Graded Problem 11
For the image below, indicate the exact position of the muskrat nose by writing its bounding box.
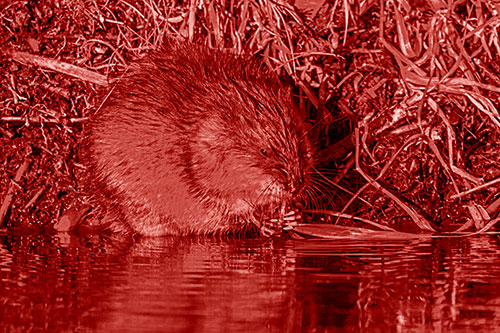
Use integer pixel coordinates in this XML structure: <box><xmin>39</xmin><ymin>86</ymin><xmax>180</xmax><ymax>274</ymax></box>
<box><xmin>285</xmin><ymin>177</ymin><xmax>303</xmax><ymax>196</ymax></box>
<box><xmin>285</xmin><ymin>182</ymin><xmax>297</xmax><ymax>195</ymax></box>
<box><xmin>286</xmin><ymin>172</ymin><xmax>305</xmax><ymax>195</ymax></box>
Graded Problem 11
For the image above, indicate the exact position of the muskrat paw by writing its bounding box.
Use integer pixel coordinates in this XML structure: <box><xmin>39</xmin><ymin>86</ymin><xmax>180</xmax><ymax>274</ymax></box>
<box><xmin>259</xmin><ymin>209</ymin><xmax>302</xmax><ymax>237</ymax></box>
<box><xmin>282</xmin><ymin>209</ymin><xmax>302</xmax><ymax>231</ymax></box>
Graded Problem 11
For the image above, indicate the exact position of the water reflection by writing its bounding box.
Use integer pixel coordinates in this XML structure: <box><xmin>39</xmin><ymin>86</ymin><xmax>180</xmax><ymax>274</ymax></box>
<box><xmin>1</xmin><ymin>232</ymin><xmax>500</xmax><ymax>332</ymax></box>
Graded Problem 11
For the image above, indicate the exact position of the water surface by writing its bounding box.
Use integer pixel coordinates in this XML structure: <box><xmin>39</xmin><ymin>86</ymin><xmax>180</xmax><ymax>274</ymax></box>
<box><xmin>1</xmin><ymin>231</ymin><xmax>500</xmax><ymax>332</ymax></box>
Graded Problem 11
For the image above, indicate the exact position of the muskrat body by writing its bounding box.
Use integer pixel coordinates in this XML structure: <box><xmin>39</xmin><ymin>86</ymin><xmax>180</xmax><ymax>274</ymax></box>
<box><xmin>84</xmin><ymin>42</ymin><xmax>313</xmax><ymax>236</ymax></box>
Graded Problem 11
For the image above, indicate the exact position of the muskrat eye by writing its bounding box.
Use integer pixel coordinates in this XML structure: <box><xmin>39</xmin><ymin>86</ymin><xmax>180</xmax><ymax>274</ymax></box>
<box><xmin>260</xmin><ymin>148</ymin><xmax>268</xmax><ymax>157</ymax></box>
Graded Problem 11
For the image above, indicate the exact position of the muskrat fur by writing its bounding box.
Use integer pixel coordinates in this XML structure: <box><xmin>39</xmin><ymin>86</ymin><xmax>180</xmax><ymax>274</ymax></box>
<box><xmin>83</xmin><ymin>41</ymin><xmax>314</xmax><ymax>236</ymax></box>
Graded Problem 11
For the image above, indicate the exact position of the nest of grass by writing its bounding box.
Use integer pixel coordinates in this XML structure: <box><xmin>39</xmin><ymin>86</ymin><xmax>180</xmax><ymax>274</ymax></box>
<box><xmin>1</xmin><ymin>0</ymin><xmax>500</xmax><ymax>234</ymax></box>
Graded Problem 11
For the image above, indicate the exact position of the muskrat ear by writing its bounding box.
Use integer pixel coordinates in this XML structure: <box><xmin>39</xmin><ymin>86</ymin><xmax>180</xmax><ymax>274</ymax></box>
<box><xmin>260</xmin><ymin>148</ymin><xmax>268</xmax><ymax>157</ymax></box>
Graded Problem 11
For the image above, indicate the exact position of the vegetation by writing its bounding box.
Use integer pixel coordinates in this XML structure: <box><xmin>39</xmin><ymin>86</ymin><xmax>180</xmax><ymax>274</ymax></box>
<box><xmin>1</xmin><ymin>0</ymin><xmax>500</xmax><ymax>234</ymax></box>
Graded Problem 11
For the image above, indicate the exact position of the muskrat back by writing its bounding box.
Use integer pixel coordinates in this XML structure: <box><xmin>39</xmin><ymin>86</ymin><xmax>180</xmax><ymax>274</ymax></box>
<box><xmin>84</xmin><ymin>41</ymin><xmax>314</xmax><ymax>236</ymax></box>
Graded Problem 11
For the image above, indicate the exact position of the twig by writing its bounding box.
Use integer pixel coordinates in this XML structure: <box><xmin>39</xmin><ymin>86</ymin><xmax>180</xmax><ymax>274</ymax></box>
<box><xmin>6</xmin><ymin>49</ymin><xmax>109</xmax><ymax>87</ymax></box>
<box><xmin>304</xmin><ymin>209</ymin><xmax>397</xmax><ymax>231</ymax></box>
<box><xmin>354</xmin><ymin>127</ymin><xmax>436</xmax><ymax>232</ymax></box>
<box><xmin>24</xmin><ymin>186</ymin><xmax>46</xmax><ymax>211</ymax></box>
<box><xmin>450</xmin><ymin>177</ymin><xmax>500</xmax><ymax>200</ymax></box>
<box><xmin>0</xmin><ymin>116</ymin><xmax>88</xmax><ymax>124</ymax></box>
<box><xmin>0</xmin><ymin>155</ymin><xmax>32</xmax><ymax>223</ymax></box>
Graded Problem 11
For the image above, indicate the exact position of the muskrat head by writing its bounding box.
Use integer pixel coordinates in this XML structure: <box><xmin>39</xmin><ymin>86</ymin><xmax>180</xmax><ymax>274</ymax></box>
<box><xmin>187</xmin><ymin>80</ymin><xmax>314</xmax><ymax>223</ymax></box>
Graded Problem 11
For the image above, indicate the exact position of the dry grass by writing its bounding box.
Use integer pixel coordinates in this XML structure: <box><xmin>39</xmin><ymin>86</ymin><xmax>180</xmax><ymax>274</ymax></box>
<box><xmin>1</xmin><ymin>0</ymin><xmax>500</xmax><ymax>234</ymax></box>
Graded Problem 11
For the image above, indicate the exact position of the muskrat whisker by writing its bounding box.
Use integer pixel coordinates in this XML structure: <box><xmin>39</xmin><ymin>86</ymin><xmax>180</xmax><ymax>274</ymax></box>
<box><xmin>312</xmin><ymin>169</ymin><xmax>340</xmax><ymax>175</ymax></box>
<box><xmin>305</xmin><ymin>184</ymin><xmax>330</xmax><ymax>211</ymax></box>
<box><xmin>310</xmin><ymin>175</ymin><xmax>339</xmax><ymax>209</ymax></box>
<box><xmin>309</xmin><ymin>177</ymin><xmax>334</xmax><ymax>194</ymax></box>
<box><xmin>301</xmin><ymin>187</ymin><xmax>316</xmax><ymax>210</ymax></box>
<box><xmin>312</xmin><ymin>166</ymin><xmax>365</xmax><ymax>201</ymax></box>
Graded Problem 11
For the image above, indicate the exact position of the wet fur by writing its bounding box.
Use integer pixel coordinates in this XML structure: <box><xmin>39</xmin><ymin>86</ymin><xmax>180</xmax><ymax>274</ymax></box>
<box><xmin>83</xmin><ymin>41</ymin><xmax>314</xmax><ymax>236</ymax></box>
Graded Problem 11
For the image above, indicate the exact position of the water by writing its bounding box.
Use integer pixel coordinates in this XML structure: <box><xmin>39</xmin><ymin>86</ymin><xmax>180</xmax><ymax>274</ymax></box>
<box><xmin>1</xmin><ymin>231</ymin><xmax>500</xmax><ymax>332</ymax></box>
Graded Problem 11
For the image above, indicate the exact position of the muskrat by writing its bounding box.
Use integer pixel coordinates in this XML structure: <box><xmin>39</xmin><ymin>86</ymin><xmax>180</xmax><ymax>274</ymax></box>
<box><xmin>83</xmin><ymin>41</ymin><xmax>314</xmax><ymax>237</ymax></box>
